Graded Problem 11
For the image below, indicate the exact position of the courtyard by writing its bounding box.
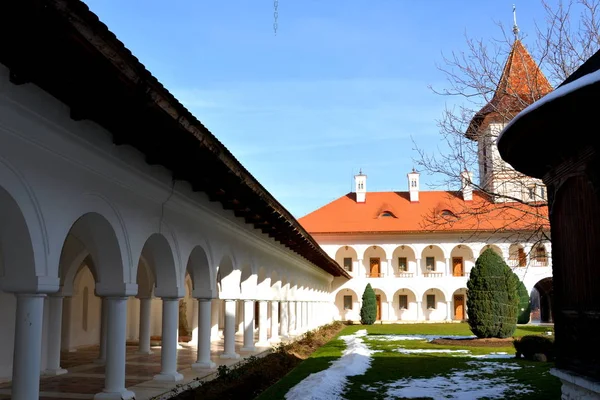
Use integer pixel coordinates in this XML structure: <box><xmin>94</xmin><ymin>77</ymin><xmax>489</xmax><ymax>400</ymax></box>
<box><xmin>259</xmin><ymin>323</ymin><xmax>560</xmax><ymax>400</ymax></box>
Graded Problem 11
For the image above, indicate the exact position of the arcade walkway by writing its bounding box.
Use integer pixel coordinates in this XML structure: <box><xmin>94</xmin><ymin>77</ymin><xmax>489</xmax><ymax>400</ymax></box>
<box><xmin>0</xmin><ymin>335</ymin><xmax>271</xmax><ymax>400</ymax></box>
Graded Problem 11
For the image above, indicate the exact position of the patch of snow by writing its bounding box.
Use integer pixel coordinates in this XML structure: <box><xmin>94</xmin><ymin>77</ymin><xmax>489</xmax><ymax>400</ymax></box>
<box><xmin>394</xmin><ymin>348</ymin><xmax>471</xmax><ymax>354</ymax></box>
<box><xmin>465</xmin><ymin>352</ymin><xmax>515</xmax><ymax>359</ymax></box>
<box><xmin>366</xmin><ymin>361</ymin><xmax>533</xmax><ymax>399</ymax></box>
<box><xmin>284</xmin><ymin>329</ymin><xmax>377</xmax><ymax>400</ymax></box>
<box><xmin>467</xmin><ymin>360</ymin><xmax>521</xmax><ymax>373</ymax></box>
<box><xmin>367</xmin><ymin>334</ymin><xmax>476</xmax><ymax>342</ymax></box>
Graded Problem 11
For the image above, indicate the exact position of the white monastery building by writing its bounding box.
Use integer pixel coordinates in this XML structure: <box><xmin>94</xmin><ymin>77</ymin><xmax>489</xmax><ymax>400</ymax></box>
<box><xmin>299</xmin><ymin>39</ymin><xmax>554</xmax><ymax>325</ymax></box>
<box><xmin>0</xmin><ymin>1</ymin><xmax>349</xmax><ymax>399</ymax></box>
<box><xmin>0</xmin><ymin>2</ymin><xmax>556</xmax><ymax>400</ymax></box>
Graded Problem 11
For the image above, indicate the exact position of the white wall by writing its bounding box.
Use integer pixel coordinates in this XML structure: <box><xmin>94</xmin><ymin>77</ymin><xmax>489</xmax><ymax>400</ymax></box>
<box><xmin>68</xmin><ymin>268</ymin><xmax>102</xmax><ymax>349</ymax></box>
<box><xmin>321</xmin><ymin>234</ymin><xmax>552</xmax><ymax>322</ymax></box>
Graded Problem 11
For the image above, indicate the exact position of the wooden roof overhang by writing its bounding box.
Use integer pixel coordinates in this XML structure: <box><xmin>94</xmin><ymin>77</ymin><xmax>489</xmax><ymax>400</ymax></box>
<box><xmin>498</xmin><ymin>77</ymin><xmax>600</xmax><ymax>179</ymax></box>
<box><xmin>0</xmin><ymin>0</ymin><xmax>349</xmax><ymax>279</ymax></box>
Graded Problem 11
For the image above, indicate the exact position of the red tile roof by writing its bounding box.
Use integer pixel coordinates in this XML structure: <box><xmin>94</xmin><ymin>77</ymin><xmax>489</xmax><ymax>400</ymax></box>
<box><xmin>467</xmin><ymin>40</ymin><xmax>553</xmax><ymax>138</ymax></box>
<box><xmin>299</xmin><ymin>191</ymin><xmax>548</xmax><ymax>234</ymax></box>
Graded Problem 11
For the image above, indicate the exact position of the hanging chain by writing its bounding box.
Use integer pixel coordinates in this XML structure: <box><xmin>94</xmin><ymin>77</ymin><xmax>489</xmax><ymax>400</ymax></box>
<box><xmin>273</xmin><ymin>0</ymin><xmax>278</xmax><ymax>35</ymax></box>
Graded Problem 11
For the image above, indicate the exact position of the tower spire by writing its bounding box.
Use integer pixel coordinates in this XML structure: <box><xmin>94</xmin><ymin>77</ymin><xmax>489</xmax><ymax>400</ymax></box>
<box><xmin>512</xmin><ymin>4</ymin><xmax>520</xmax><ymax>40</ymax></box>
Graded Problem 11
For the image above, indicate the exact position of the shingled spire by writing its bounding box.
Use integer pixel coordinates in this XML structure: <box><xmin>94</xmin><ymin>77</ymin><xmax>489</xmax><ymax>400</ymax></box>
<box><xmin>466</xmin><ymin>39</ymin><xmax>553</xmax><ymax>139</ymax></box>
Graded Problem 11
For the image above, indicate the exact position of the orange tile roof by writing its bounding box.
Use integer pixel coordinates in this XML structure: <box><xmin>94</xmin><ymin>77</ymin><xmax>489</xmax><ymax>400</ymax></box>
<box><xmin>467</xmin><ymin>40</ymin><xmax>553</xmax><ymax>138</ymax></box>
<box><xmin>299</xmin><ymin>191</ymin><xmax>548</xmax><ymax>234</ymax></box>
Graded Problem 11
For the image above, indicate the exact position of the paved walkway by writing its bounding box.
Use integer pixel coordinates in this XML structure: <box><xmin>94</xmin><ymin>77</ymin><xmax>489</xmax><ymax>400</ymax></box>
<box><xmin>0</xmin><ymin>335</ymin><xmax>274</xmax><ymax>400</ymax></box>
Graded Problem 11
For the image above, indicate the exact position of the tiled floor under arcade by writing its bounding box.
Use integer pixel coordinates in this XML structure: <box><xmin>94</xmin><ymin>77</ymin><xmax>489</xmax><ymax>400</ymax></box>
<box><xmin>0</xmin><ymin>335</ymin><xmax>271</xmax><ymax>400</ymax></box>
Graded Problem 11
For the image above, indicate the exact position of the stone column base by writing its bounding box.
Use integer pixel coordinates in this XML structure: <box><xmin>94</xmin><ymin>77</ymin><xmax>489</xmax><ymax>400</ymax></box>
<box><xmin>219</xmin><ymin>352</ymin><xmax>241</xmax><ymax>359</ymax></box>
<box><xmin>43</xmin><ymin>368</ymin><xmax>68</xmax><ymax>376</ymax></box>
<box><xmin>192</xmin><ymin>361</ymin><xmax>216</xmax><ymax>370</ymax></box>
<box><xmin>153</xmin><ymin>371</ymin><xmax>184</xmax><ymax>382</ymax></box>
<box><xmin>94</xmin><ymin>390</ymin><xmax>135</xmax><ymax>400</ymax></box>
<box><xmin>551</xmin><ymin>368</ymin><xmax>600</xmax><ymax>399</ymax></box>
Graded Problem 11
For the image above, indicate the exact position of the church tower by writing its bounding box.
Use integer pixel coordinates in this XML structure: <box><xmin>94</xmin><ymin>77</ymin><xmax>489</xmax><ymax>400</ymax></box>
<box><xmin>466</xmin><ymin>10</ymin><xmax>552</xmax><ymax>203</ymax></box>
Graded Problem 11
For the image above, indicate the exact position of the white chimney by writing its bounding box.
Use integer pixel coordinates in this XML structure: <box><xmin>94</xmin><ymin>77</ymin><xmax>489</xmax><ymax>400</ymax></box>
<box><xmin>355</xmin><ymin>170</ymin><xmax>367</xmax><ymax>203</ymax></box>
<box><xmin>461</xmin><ymin>170</ymin><xmax>474</xmax><ymax>201</ymax></box>
<box><xmin>408</xmin><ymin>169</ymin><xmax>419</xmax><ymax>202</ymax></box>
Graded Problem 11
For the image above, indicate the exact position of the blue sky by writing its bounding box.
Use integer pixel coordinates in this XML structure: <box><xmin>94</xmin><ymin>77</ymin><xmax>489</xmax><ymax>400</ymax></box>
<box><xmin>85</xmin><ymin>0</ymin><xmax>552</xmax><ymax>217</ymax></box>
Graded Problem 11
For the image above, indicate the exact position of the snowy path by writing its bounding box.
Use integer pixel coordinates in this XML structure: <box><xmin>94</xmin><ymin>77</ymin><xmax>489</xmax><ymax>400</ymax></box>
<box><xmin>284</xmin><ymin>330</ymin><xmax>376</xmax><ymax>400</ymax></box>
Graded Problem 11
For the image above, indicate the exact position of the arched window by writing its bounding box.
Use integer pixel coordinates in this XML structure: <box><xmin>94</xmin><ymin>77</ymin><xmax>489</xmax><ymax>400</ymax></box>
<box><xmin>379</xmin><ymin>210</ymin><xmax>396</xmax><ymax>218</ymax></box>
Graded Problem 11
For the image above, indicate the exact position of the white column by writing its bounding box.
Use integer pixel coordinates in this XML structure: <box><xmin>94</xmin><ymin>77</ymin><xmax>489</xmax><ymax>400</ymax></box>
<box><xmin>387</xmin><ymin>301</ymin><xmax>394</xmax><ymax>321</ymax></box>
<box><xmin>305</xmin><ymin>302</ymin><xmax>310</xmax><ymax>329</ymax></box>
<box><xmin>220</xmin><ymin>299</ymin><xmax>240</xmax><ymax>359</ymax></box>
<box><xmin>446</xmin><ymin>300</ymin><xmax>452</xmax><ymax>321</ymax></box>
<box><xmin>192</xmin><ymin>299</ymin><xmax>216</xmax><ymax>370</ymax></box>
<box><xmin>270</xmin><ymin>301</ymin><xmax>280</xmax><ymax>342</ymax></box>
<box><xmin>210</xmin><ymin>299</ymin><xmax>219</xmax><ymax>341</ymax></box>
<box><xmin>241</xmin><ymin>300</ymin><xmax>256</xmax><ymax>351</ymax></box>
<box><xmin>279</xmin><ymin>301</ymin><xmax>289</xmax><ymax>338</ymax></box>
<box><xmin>191</xmin><ymin>299</ymin><xmax>199</xmax><ymax>344</ymax></box>
<box><xmin>296</xmin><ymin>301</ymin><xmax>302</xmax><ymax>332</ymax></box>
<box><xmin>137</xmin><ymin>297</ymin><xmax>153</xmax><ymax>355</ymax></box>
<box><xmin>154</xmin><ymin>298</ymin><xmax>183</xmax><ymax>381</ymax></box>
<box><xmin>415</xmin><ymin>258</ymin><xmax>421</xmax><ymax>277</ymax></box>
<box><xmin>236</xmin><ymin>300</ymin><xmax>244</xmax><ymax>335</ymax></box>
<box><xmin>44</xmin><ymin>295</ymin><xmax>67</xmax><ymax>375</ymax></box>
<box><xmin>95</xmin><ymin>296</ymin><xmax>135</xmax><ymax>400</ymax></box>
<box><xmin>445</xmin><ymin>257</ymin><xmax>451</xmax><ymax>276</ymax></box>
<box><xmin>256</xmin><ymin>300</ymin><xmax>269</xmax><ymax>346</ymax></box>
<box><xmin>12</xmin><ymin>294</ymin><xmax>45</xmax><ymax>400</ymax></box>
<box><xmin>357</xmin><ymin>258</ymin><xmax>363</xmax><ymax>277</ymax></box>
<box><xmin>303</xmin><ymin>302</ymin><xmax>309</xmax><ymax>329</ymax></box>
<box><xmin>387</xmin><ymin>258</ymin><xmax>393</xmax><ymax>278</ymax></box>
<box><xmin>288</xmin><ymin>301</ymin><xmax>296</xmax><ymax>334</ymax></box>
<box><xmin>416</xmin><ymin>301</ymin><xmax>422</xmax><ymax>321</ymax></box>
<box><xmin>61</xmin><ymin>296</ymin><xmax>74</xmax><ymax>352</ymax></box>
<box><xmin>95</xmin><ymin>297</ymin><xmax>108</xmax><ymax>364</ymax></box>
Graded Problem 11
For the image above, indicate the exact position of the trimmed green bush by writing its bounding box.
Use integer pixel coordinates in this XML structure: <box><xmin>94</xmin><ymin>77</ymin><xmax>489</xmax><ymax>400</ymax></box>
<box><xmin>360</xmin><ymin>283</ymin><xmax>377</xmax><ymax>325</ymax></box>
<box><xmin>516</xmin><ymin>278</ymin><xmax>531</xmax><ymax>324</ymax></box>
<box><xmin>467</xmin><ymin>248</ymin><xmax>519</xmax><ymax>338</ymax></box>
<box><xmin>514</xmin><ymin>335</ymin><xmax>554</xmax><ymax>360</ymax></box>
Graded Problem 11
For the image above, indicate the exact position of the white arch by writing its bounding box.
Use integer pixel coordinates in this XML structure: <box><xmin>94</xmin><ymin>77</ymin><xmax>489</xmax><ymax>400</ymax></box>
<box><xmin>54</xmin><ymin>192</ymin><xmax>135</xmax><ymax>295</ymax></box>
<box><xmin>186</xmin><ymin>244</ymin><xmax>216</xmax><ymax>298</ymax></box>
<box><xmin>0</xmin><ymin>158</ymin><xmax>52</xmax><ymax>291</ymax></box>
<box><xmin>139</xmin><ymin>233</ymin><xmax>181</xmax><ymax>298</ymax></box>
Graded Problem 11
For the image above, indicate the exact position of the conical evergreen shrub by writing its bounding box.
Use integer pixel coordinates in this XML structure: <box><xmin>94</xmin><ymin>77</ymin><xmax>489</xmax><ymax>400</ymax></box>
<box><xmin>467</xmin><ymin>248</ymin><xmax>519</xmax><ymax>338</ymax></box>
<box><xmin>516</xmin><ymin>279</ymin><xmax>531</xmax><ymax>324</ymax></box>
<box><xmin>360</xmin><ymin>283</ymin><xmax>377</xmax><ymax>325</ymax></box>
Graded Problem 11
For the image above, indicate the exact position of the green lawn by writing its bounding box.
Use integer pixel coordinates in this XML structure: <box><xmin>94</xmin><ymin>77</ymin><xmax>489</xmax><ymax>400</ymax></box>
<box><xmin>256</xmin><ymin>323</ymin><xmax>560</xmax><ymax>400</ymax></box>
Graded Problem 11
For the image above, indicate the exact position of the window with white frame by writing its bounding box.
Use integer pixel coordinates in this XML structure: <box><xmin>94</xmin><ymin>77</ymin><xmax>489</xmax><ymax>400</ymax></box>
<box><xmin>343</xmin><ymin>295</ymin><xmax>353</xmax><ymax>310</ymax></box>
<box><xmin>399</xmin><ymin>295</ymin><xmax>408</xmax><ymax>310</ymax></box>
<box><xmin>426</xmin><ymin>256</ymin><xmax>435</xmax><ymax>271</ymax></box>
<box><xmin>398</xmin><ymin>257</ymin><xmax>407</xmax><ymax>272</ymax></box>
<box><xmin>426</xmin><ymin>294</ymin><xmax>436</xmax><ymax>309</ymax></box>
<box><xmin>343</xmin><ymin>257</ymin><xmax>353</xmax><ymax>272</ymax></box>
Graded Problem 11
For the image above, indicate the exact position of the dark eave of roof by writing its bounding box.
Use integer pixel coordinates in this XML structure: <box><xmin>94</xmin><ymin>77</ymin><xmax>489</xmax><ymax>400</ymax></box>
<box><xmin>0</xmin><ymin>0</ymin><xmax>349</xmax><ymax>279</ymax></box>
<box><xmin>498</xmin><ymin>50</ymin><xmax>600</xmax><ymax>179</ymax></box>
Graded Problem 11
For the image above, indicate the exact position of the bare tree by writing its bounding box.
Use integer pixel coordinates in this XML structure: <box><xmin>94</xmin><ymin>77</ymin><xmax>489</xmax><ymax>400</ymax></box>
<box><xmin>413</xmin><ymin>0</ymin><xmax>600</xmax><ymax>249</ymax></box>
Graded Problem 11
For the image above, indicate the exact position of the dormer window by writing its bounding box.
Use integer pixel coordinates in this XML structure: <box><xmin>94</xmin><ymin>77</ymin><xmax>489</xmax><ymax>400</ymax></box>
<box><xmin>379</xmin><ymin>210</ymin><xmax>396</xmax><ymax>218</ymax></box>
<box><xmin>440</xmin><ymin>210</ymin><xmax>458</xmax><ymax>220</ymax></box>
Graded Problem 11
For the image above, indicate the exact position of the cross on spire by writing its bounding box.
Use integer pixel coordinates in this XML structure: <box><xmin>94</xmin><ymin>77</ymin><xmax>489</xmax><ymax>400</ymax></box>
<box><xmin>513</xmin><ymin>4</ymin><xmax>520</xmax><ymax>40</ymax></box>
